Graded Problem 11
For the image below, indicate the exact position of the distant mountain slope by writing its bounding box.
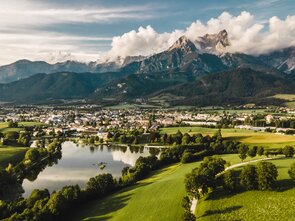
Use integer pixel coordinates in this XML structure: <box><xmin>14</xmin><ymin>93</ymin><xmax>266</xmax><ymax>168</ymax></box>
<box><xmin>0</xmin><ymin>67</ymin><xmax>294</xmax><ymax>106</ymax></box>
<box><xmin>0</xmin><ymin>60</ymin><xmax>120</xmax><ymax>83</ymax></box>
<box><xmin>259</xmin><ymin>47</ymin><xmax>295</xmax><ymax>74</ymax></box>
<box><xmin>158</xmin><ymin>68</ymin><xmax>295</xmax><ymax>106</ymax></box>
<box><xmin>0</xmin><ymin>72</ymin><xmax>122</xmax><ymax>103</ymax></box>
<box><xmin>91</xmin><ymin>71</ymin><xmax>197</xmax><ymax>101</ymax></box>
<box><xmin>91</xmin><ymin>68</ymin><xmax>295</xmax><ymax>106</ymax></box>
<box><xmin>220</xmin><ymin>53</ymin><xmax>278</xmax><ymax>73</ymax></box>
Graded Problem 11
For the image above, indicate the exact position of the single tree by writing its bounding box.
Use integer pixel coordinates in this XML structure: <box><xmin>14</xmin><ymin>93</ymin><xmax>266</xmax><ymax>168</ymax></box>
<box><xmin>256</xmin><ymin>161</ymin><xmax>278</xmax><ymax>190</ymax></box>
<box><xmin>282</xmin><ymin>145</ymin><xmax>294</xmax><ymax>157</ymax></box>
<box><xmin>247</xmin><ymin>146</ymin><xmax>257</xmax><ymax>158</ymax></box>
<box><xmin>222</xmin><ymin>170</ymin><xmax>237</xmax><ymax>192</ymax></box>
<box><xmin>240</xmin><ymin>165</ymin><xmax>257</xmax><ymax>190</ymax></box>
<box><xmin>238</xmin><ymin>145</ymin><xmax>249</xmax><ymax>161</ymax></box>
<box><xmin>257</xmin><ymin>146</ymin><xmax>265</xmax><ymax>156</ymax></box>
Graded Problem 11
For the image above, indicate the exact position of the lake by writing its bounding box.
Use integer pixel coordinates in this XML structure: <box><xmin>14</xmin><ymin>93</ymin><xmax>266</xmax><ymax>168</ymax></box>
<box><xmin>22</xmin><ymin>141</ymin><xmax>159</xmax><ymax>197</ymax></box>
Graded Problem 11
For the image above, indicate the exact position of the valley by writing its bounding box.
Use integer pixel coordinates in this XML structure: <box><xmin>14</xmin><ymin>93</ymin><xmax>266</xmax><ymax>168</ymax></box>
<box><xmin>1</xmin><ymin>2</ymin><xmax>295</xmax><ymax>220</ymax></box>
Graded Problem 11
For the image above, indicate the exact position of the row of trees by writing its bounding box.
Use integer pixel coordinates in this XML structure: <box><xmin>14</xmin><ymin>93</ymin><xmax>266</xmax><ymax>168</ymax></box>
<box><xmin>1</xmin><ymin>131</ymin><xmax>31</xmax><ymax>147</ymax></box>
<box><xmin>0</xmin><ymin>173</ymin><xmax>116</xmax><ymax>220</ymax></box>
<box><xmin>238</xmin><ymin>145</ymin><xmax>294</xmax><ymax>161</ymax></box>
<box><xmin>223</xmin><ymin>162</ymin><xmax>278</xmax><ymax>192</ymax></box>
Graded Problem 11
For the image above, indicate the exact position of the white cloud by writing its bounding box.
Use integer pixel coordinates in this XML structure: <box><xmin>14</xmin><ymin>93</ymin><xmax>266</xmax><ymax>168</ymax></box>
<box><xmin>108</xmin><ymin>25</ymin><xmax>183</xmax><ymax>59</ymax></box>
<box><xmin>0</xmin><ymin>0</ymin><xmax>155</xmax><ymax>64</ymax></box>
<box><xmin>107</xmin><ymin>11</ymin><xmax>295</xmax><ymax>59</ymax></box>
<box><xmin>0</xmin><ymin>1</ymin><xmax>155</xmax><ymax>28</ymax></box>
<box><xmin>0</xmin><ymin>31</ymin><xmax>111</xmax><ymax>65</ymax></box>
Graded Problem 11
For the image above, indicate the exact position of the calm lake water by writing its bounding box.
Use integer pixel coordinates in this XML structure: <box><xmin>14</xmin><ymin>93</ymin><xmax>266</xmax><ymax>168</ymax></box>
<box><xmin>22</xmin><ymin>141</ymin><xmax>157</xmax><ymax>197</ymax></box>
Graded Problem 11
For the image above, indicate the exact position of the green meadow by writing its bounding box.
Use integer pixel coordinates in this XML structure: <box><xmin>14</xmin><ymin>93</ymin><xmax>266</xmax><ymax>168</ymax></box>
<box><xmin>270</xmin><ymin>94</ymin><xmax>295</xmax><ymax>101</ymax></box>
<box><xmin>160</xmin><ymin>126</ymin><xmax>295</xmax><ymax>148</ymax></box>
<box><xmin>0</xmin><ymin>121</ymin><xmax>42</xmax><ymax>168</ymax></box>
<box><xmin>68</xmin><ymin>154</ymin><xmax>295</xmax><ymax>221</ymax></box>
<box><xmin>0</xmin><ymin>147</ymin><xmax>27</xmax><ymax>169</ymax></box>
<box><xmin>0</xmin><ymin>121</ymin><xmax>44</xmax><ymax>134</ymax></box>
<box><xmin>68</xmin><ymin>162</ymin><xmax>201</xmax><ymax>221</ymax></box>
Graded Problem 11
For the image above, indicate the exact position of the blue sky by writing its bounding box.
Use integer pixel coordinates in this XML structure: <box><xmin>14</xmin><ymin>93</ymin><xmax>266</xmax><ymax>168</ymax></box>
<box><xmin>34</xmin><ymin>0</ymin><xmax>295</xmax><ymax>36</ymax></box>
<box><xmin>0</xmin><ymin>0</ymin><xmax>294</xmax><ymax>64</ymax></box>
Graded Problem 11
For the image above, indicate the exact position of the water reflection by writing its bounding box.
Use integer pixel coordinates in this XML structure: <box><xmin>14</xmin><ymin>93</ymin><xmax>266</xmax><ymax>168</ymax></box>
<box><xmin>22</xmin><ymin>141</ymin><xmax>154</xmax><ymax>197</ymax></box>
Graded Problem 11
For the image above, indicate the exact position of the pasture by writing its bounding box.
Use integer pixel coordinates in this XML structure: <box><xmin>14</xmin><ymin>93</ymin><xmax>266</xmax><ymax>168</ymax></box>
<box><xmin>0</xmin><ymin>121</ymin><xmax>44</xmax><ymax>134</ymax></box>
<box><xmin>160</xmin><ymin>126</ymin><xmax>295</xmax><ymax>148</ymax></box>
<box><xmin>271</xmin><ymin>94</ymin><xmax>295</xmax><ymax>101</ymax></box>
<box><xmin>0</xmin><ymin>147</ymin><xmax>27</xmax><ymax>169</ymax></box>
<box><xmin>68</xmin><ymin>162</ymin><xmax>201</xmax><ymax>221</ymax></box>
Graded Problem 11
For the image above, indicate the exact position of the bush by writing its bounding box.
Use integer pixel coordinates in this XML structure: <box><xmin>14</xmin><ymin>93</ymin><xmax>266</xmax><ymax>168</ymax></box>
<box><xmin>181</xmin><ymin>151</ymin><xmax>194</xmax><ymax>163</ymax></box>
<box><xmin>86</xmin><ymin>173</ymin><xmax>115</xmax><ymax>198</ymax></box>
<box><xmin>182</xmin><ymin>210</ymin><xmax>196</xmax><ymax>221</ymax></box>
<box><xmin>282</xmin><ymin>146</ymin><xmax>294</xmax><ymax>157</ymax></box>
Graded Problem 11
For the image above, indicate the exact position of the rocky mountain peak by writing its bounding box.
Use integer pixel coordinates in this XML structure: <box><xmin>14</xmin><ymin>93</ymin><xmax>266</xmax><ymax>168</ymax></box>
<box><xmin>195</xmin><ymin>29</ymin><xmax>230</xmax><ymax>55</ymax></box>
<box><xmin>168</xmin><ymin>35</ymin><xmax>197</xmax><ymax>52</ymax></box>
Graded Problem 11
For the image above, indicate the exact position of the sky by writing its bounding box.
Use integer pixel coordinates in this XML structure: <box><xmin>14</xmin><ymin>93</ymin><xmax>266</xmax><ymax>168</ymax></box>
<box><xmin>0</xmin><ymin>0</ymin><xmax>295</xmax><ymax>65</ymax></box>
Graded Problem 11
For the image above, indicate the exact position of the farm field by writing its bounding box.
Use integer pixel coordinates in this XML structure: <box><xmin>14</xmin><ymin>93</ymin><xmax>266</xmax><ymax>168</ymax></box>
<box><xmin>68</xmin><ymin>161</ymin><xmax>201</xmax><ymax>221</ymax></box>
<box><xmin>211</xmin><ymin>109</ymin><xmax>268</xmax><ymax>114</ymax></box>
<box><xmin>0</xmin><ymin>147</ymin><xmax>27</xmax><ymax>169</ymax></box>
<box><xmin>107</xmin><ymin>103</ymin><xmax>160</xmax><ymax>110</ymax></box>
<box><xmin>0</xmin><ymin>121</ymin><xmax>42</xmax><ymax>168</ymax></box>
<box><xmin>0</xmin><ymin>121</ymin><xmax>44</xmax><ymax>133</ymax></box>
<box><xmin>285</xmin><ymin>101</ymin><xmax>295</xmax><ymax>108</ymax></box>
<box><xmin>18</xmin><ymin>122</ymin><xmax>45</xmax><ymax>127</ymax></box>
<box><xmin>160</xmin><ymin>126</ymin><xmax>295</xmax><ymax>148</ymax></box>
<box><xmin>0</xmin><ymin>122</ymin><xmax>8</xmax><ymax>129</ymax></box>
<box><xmin>195</xmin><ymin>157</ymin><xmax>295</xmax><ymax>221</ymax></box>
<box><xmin>270</xmin><ymin>94</ymin><xmax>295</xmax><ymax>101</ymax></box>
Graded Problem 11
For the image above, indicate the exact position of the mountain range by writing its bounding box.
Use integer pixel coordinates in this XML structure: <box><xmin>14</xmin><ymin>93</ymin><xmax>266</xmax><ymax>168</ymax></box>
<box><xmin>0</xmin><ymin>30</ymin><xmax>295</xmax><ymax>106</ymax></box>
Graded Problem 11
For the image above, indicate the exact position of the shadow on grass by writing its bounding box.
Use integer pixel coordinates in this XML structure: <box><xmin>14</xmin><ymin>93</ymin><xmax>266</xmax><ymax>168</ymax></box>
<box><xmin>224</xmin><ymin>136</ymin><xmax>251</xmax><ymax>141</ymax></box>
<box><xmin>275</xmin><ymin>179</ymin><xmax>295</xmax><ymax>192</ymax></box>
<box><xmin>67</xmin><ymin>193</ymin><xmax>133</xmax><ymax>221</ymax></box>
<box><xmin>64</xmin><ymin>178</ymin><xmax>160</xmax><ymax>220</ymax></box>
<box><xmin>83</xmin><ymin>216</ymin><xmax>112</xmax><ymax>221</ymax></box>
<box><xmin>63</xmin><ymin>164</ymin><xmax>179</xmax><ymax>221</ymax></box>
<box><xmin>205</xmin><ymin>188</ymin><xmax>244</xmax><ymax>201</ymax></box>
<box><xmin>199</xmin><ymin>205</ymin><xmax>242</xmax><ymax>218</ymax></box>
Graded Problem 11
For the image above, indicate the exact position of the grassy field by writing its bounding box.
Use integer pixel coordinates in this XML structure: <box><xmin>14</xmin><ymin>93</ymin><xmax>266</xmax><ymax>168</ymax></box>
<box><xmin>18</xmin><ymin>122</ymin><xmax>45</xmax><ymax>127</ymax></box>
<box><xmin>195</xmin><ymin>157</ymin><xmax>295</xmax><ymax>221</ymax></box>
<box><xmin>107</xmin><ymin>103</ymin><xmax>160</xmax><ymax>110</ymax></box>
<box><xmin>0</xmin><ymin>122</ymin><xmax>8</xmax><ymax>130</ymax></box>
<box><xmin>0</xmin><ymin>147</ymin><xmax>27</xmax><ymax>169</ymax></box>
<box><xmin>271</xmin><ymin>94</ymin><xmax>295</xmax><ymax>101</ymax></box>
<box><xmin>0</xmin><ymin>121</ymin><xmax>42</xmax><ymax>168</ymax></box>
<box><xmin>211</xmin><ymin>109</ymin><xmax>268</xmax><ymax>114</ymax></box>
<box><xmin>0</xmin><ymin>121</ymin><xmax>44</xmax><ymax>134</ymax></box>
<box><xmin>269</xmin><ymin>94</ymin><xmax>295</xmax><ymax>108</ymax></box>
<box><xmin>160</xmin><ymin>126</ymin><xmax>295</xmax><ymax>148</ymax></box>
<box><xmin>285</xmin><ymin>101</ymin><xmax>295</xmax><ymax>108</ymax></box>
<box><xmin>67</xmin><ymin>162</ymin><xmax>201</xmax><ymax>221</ymax></box>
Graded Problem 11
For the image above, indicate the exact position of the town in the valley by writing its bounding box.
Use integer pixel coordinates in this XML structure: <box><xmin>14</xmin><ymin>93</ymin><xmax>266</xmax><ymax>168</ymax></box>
<box><xmin>2</xmin><ymin>105</ymin><xmax>295</xmax><ymax>140</ymax></box>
